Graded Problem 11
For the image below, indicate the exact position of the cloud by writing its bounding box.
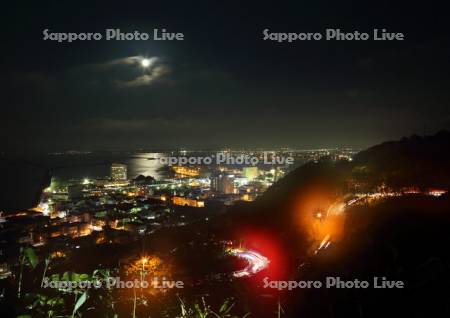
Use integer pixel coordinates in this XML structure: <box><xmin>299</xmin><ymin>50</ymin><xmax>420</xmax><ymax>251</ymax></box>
<box><xmin>83</xmin><ymin>55</ymin><xmax>170</xmax><ymax>88</ymax></box>
<box><xmin>95</xmin><ymin>56</ymin><xmax>158</xmax><ymax>69</ymax></box>
<box><xmin>113</xmin><ymin>65</ymin><xmax>170</xmax><ymax>88</ymax></box>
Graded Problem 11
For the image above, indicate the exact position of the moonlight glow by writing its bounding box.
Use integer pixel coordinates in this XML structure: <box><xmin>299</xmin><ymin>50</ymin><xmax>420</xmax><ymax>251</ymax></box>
<box><xmin>141</xmin><ymin>58</ymin><xmax>151</xmax><ymax>68</ymax></box>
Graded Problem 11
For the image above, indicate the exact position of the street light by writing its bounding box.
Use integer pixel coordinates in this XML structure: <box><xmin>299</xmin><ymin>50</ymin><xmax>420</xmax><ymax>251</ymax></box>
<box><xmin>314</xmin><ymin>209</ymin><xmax>325</xmax><ymax>221</ymax></box>
<box><xmin>140</xmin><ymin>257</ymin><xmax>148</xmax><ymax>291</ymax></box>
<box><xmin>141</xmin><ymin>257</ymin><xmax>148</xmax><ymax>271</ymax></box>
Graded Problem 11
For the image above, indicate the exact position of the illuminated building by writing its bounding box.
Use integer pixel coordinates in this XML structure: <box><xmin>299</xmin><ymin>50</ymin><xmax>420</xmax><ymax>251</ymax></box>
<box><xmin>103</xmin><ymin>180</ymin><xmax>130</xmax><ymax>188</ymax></box>
<box><xmin>94</xmin><ymin>178</ymin><xmax>111</xmax><ymax>186</ymax></box>
<box><xmin>172</xmin><ymin>166</ymin><xmax>200</xmax><ymax>177</ymax></box>
<box><xmin>172</xmin><ymin>196</ymin><xmax>205</xmax><ymax>207</ymax></box>
<box><xmin>50</xmin><ymin>223</ymin><xmax>92</xmax><ymax>238</ymax></box>
<box><xmin>109</xmin><ymin>219</ymin><xmax>125</xmax><ymax>230</ymax></box>
<box><xmin>243</xmin><ymin>167</ymin><xmax>258</xmax><ymax>180</ymax></box>
<box><xmin>90</xmin><ymin>218</ymin><xmax>106</xmax><ymax>231</ymax></box>
<box><xmin>124</xmin><ymin>223</ymin><xmax>147</xmax><ymax>234</ymax></box>
<box><xmin>241</xmin><ymin>193</ymin><xmax>256</xmax><ymax>201</ymax></box>
<box><xmin>427</xmin><ymin>188</ymin><xmax>447</xmax><ymax>197</ymax></box>
<box><xmin>210</xmin><ymin>172</ymin><xmax>235</xmax><ymax>194</ymax></box>
<box><xmin>111</xmin><ymin>163</ymin><xmax>128</xmax><ymax>181</ymax></box>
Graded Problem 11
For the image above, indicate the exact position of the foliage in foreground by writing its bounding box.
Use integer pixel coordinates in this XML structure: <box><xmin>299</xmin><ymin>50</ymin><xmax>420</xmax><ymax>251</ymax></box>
<box><xmin>177</xmin><ymin>296</ymin><xmax>251</xmax><ymax>318</ymax></box>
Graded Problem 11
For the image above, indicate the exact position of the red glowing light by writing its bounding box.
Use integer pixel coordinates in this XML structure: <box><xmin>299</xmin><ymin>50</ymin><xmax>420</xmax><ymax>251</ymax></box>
<box><xmin>235</xmin><ymin>229</ymin><xmax>287</xmax><ymax>280</ymax></box>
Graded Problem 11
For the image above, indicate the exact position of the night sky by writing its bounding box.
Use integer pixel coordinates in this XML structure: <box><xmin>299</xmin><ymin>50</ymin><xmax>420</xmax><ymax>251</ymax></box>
<box><xmin>2</xmin><ymin>1</ymin><xmax>450</xmax><ymax>152</ymax></box>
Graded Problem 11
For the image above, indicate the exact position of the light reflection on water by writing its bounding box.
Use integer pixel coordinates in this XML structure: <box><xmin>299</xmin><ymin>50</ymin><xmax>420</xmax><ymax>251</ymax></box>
<box><xmin>48</xmin><ymin>152</ymin><xmax>167</xmax><ymax>181</ymax></box>
<box><xmin>1</xmin><ymin>152</ymin><xmax>168</xmax><ymax>211</ymax></box>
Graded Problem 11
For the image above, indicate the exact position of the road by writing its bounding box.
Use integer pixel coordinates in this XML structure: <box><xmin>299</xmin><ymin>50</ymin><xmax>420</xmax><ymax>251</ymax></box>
<box><xmin>227</xmin><ymin>248</ymin><xmax>270</xmax><ymax>278</ymax></box>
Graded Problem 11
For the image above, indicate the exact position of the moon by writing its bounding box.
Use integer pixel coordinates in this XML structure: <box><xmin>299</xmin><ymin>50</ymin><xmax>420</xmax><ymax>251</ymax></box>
<box><xmin>141</xmin><ymin>58</ymin><xmax>151</xmax><ymax>68</ymax></box>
